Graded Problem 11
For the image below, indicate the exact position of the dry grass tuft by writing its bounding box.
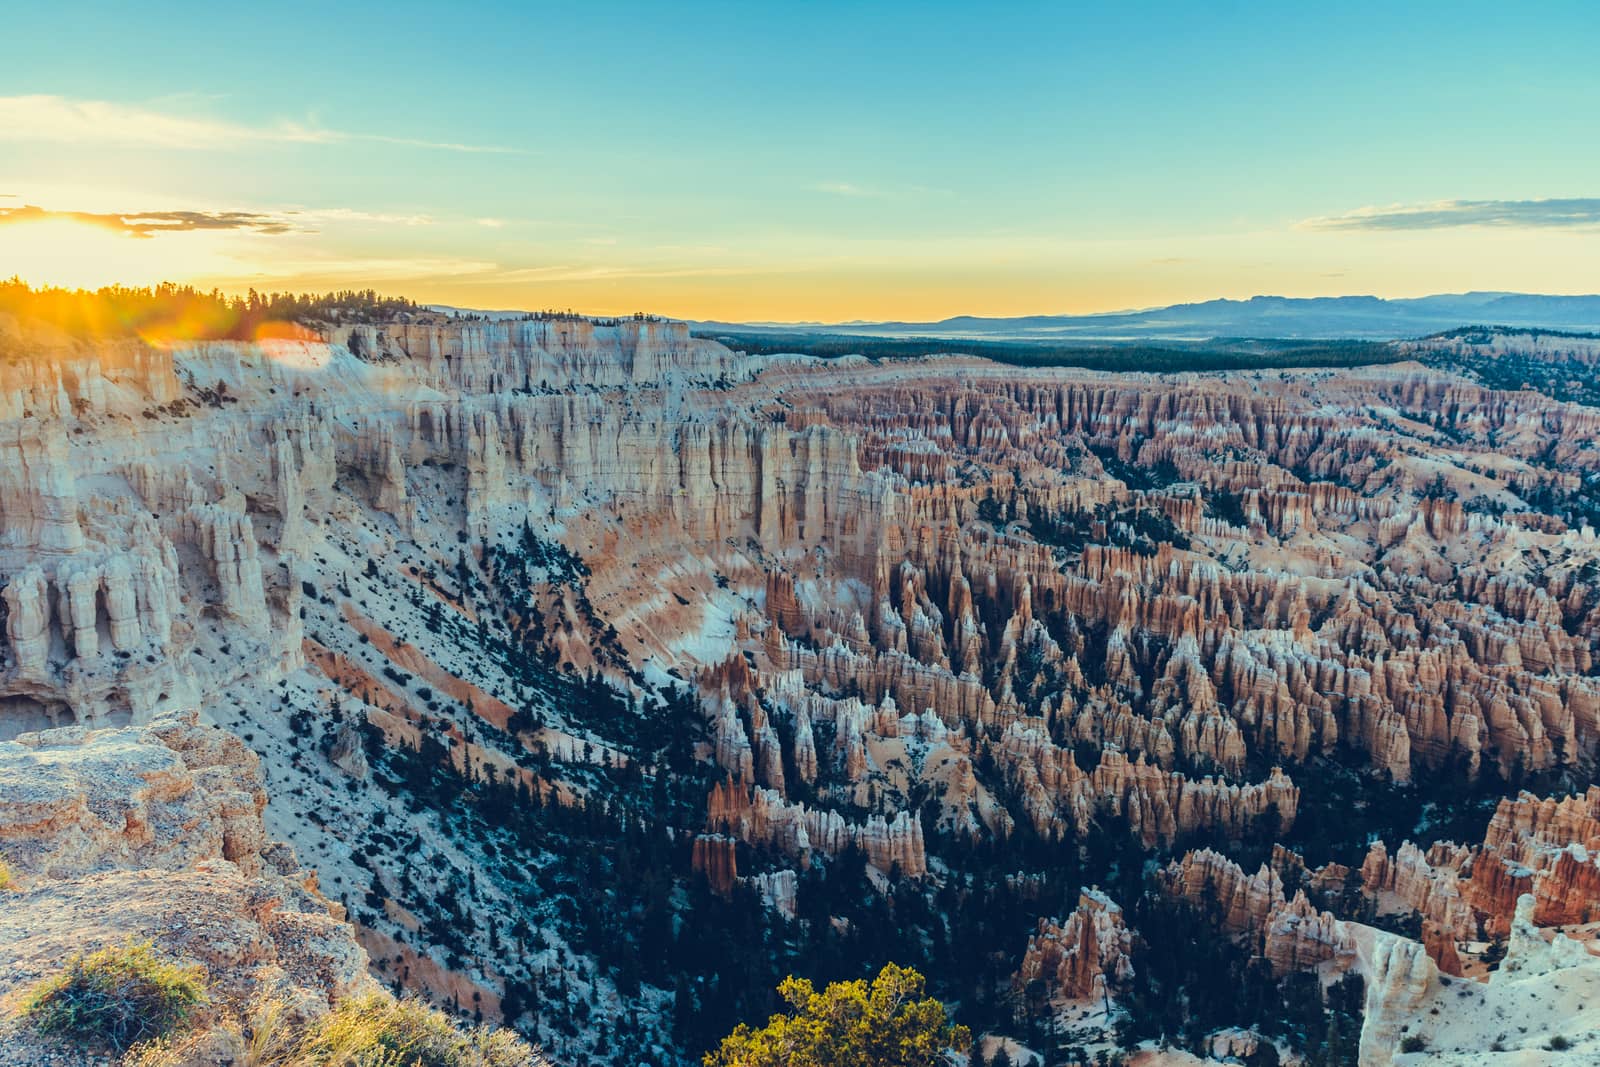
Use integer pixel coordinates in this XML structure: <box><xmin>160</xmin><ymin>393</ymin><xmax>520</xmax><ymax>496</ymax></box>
<box><xmin>127</xmin><ymin>992</ymin><xmax>545</xmax><ymax>1067</ymax></box>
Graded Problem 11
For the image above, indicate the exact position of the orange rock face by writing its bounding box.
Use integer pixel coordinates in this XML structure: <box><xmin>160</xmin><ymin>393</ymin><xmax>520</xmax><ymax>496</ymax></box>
<box><xmin>1360</xmin><ymin>787</ymin><xmax>1600</xmax><ymax>940</ymax></box>
<box><xmin>1162</xmin><ymin>848</ymin><xmax>1354</xmax><ymax>976</ymax></box>
<box><xmin>1472</xmin><ymin>787</ymin><xmax>1600</xmax><ymax>933</ymax></box>
<box><xmin>691</xmin><ymin>833</ymin><xmax>739</xmax><ymax>895</ymax></box>
<box><xmin>1014</xmin><ymin>889</ymin><xmax>1134</xmax><ymax>1001</ymax></box>
<box><xmin>1422</xmin><ymin>920</ymin><xmax>1464</xmax><ymax>977</ymax></box>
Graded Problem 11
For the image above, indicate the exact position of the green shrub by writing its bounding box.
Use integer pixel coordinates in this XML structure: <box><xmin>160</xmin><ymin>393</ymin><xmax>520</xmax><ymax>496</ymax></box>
<box><xmin>1399</xmin><ymin>1034</ymin><xmax>1428</xmax><ymax>1053</ymax></box>
<box><xmin>1548</xmin><ymin>1035</ymin><xmax>1573</xmax><ymax>1051</ymax></box>
<box><xmin>18</xmin><ymin>939</ymin><xmax>208</xmax><ymax>1052</ymax></box>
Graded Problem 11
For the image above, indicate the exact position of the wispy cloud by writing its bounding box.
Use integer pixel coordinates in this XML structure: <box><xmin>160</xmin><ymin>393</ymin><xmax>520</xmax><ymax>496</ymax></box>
<box><xmin>811</xmin><ymin>180</ymin><xmax>952</xmax><ymax>199</ymax></box>
<box><xmin>814</xmin><ymin>181</ymin><xmax>879</xmax><ymax>198</ymax></box>
<box><xmin>471</xmin><ymin>264</ymin><xmax>751</xmax><ymax>284</ymax></box>
<box><xmin>349</xmin><ymin>133</ymin><xmax>524</xmax><ymax>155</ymax></box>
<box><xmin>0</xmin><ymin>203</ymin><xmax>294</xmax><ymax>238</ymax></box>
<box><xmin>209</xmin><ymin>256</ymin><xmax>500</xmax><ymax>283</ymax></box>
<box><xmin>285</xmin><ymin>207</ymin><xmax>434</xmax><ymax>226</ymax></box>
<box><xmin>0</xmin><ymin>202</ymin><xmax>437</xmax><ymax>238</ymax></box>
<box><xmin>1304</xmin><ymin>198</ymin><xmax>1600</xmax><ymax>231</ymax></box>
<box><xmin>0</xmin><ymin>95</ymin><xmax>524</xmax><ymax>155</ymax></box>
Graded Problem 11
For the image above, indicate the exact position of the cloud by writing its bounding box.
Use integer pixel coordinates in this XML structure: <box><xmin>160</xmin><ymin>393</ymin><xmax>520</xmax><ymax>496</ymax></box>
<box><xmin>0</xmin><ymin>203</ymin><xmax>295</xmax><ymax>238</ymax></box>
<box><xmin>1304</xmin><ymin>198</ymin><xmax>1600</xmax><ymax>231</ymax></box>
<box><xmin>471</xmin><ymin>264</ymin><xmax>751</xmax><ymax>284</ymax></box>
<box><xmin>814</xmin><ymin>181</ymin><xmax>878</xmax><ymax>198</ymax></box>
<box><xmin>0</xmin><ymin>203</ymin><xmax>438</xmax><ymax>238</ymax></box>
<box><xmin>811</xmin><ymin>180</ymin><xmax>953</xmax><ymax>199</ymax></box>
<box><xmin>0</xmin><ymin>95</ymin><xmax>524</xmax><ymax>155</ymax></box>
<box><xmin>353</xmin><ymin>134</ymin><xmax>524</xmax><ymax>155</ymax></box>
<box><xmin>208</xmin><ymin>256</ymin><xmax>500</xmax><ymax>284</ymax></box>
<box><xmin>285</xmin><ymin>208</ymin><xmax>434</xmax><ymax>226</ymax></box>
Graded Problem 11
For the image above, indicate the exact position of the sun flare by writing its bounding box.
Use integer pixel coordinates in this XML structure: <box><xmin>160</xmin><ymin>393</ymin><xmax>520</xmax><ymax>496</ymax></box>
<box><xmin>0</xmin><ymin>218</ymin><xmax>223</xmax><ymax>291</ymax></box>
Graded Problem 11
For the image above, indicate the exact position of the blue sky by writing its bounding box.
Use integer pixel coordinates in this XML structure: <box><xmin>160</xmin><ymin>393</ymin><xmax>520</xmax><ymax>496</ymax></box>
<box><xmin>3</xmin><ymin>1</ymin><xmax>1598</xmax><ymax>319</ymax></box>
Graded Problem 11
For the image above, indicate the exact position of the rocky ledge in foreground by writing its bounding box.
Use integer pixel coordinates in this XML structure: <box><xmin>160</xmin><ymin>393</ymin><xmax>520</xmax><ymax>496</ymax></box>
<box><xmin>0</xmin><ymin>713</ymin><xmax>537</xmax><ymax>1066</ymax></box>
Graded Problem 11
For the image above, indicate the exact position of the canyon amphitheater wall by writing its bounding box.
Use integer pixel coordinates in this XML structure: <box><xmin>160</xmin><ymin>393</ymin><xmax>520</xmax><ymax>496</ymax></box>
<box><xmin>2</xmin><ymin>311</ymin><xmax>1599</xmax><ymax>1064</ymax></box>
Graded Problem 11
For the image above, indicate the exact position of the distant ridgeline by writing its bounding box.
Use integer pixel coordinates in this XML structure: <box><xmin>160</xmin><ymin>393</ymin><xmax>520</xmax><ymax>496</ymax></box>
<box><xmin>700</xmin><ymin>326</ymin><xmax>1600</xmax><ymax>398</ymax></box>
<box><xmin>693</xmin><ymin>329</ymin><xmax>1406</xmax><ymax>373</ymax></box>
<box><xmin>12</xmin><ymin>281</ymin><xmax>1600</xmax><ymax>399</ymax></box>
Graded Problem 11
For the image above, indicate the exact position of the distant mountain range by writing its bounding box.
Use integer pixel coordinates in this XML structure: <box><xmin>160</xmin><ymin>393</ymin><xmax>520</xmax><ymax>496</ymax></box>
<box><xmin>694</xmin><ymin>293</ymin><xmax>1600</xmax><ymax>342</ymax></box>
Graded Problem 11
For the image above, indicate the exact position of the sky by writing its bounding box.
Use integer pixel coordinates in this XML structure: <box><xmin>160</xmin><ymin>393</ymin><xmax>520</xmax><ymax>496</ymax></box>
<box><xmin>2</xmin><ymin>1</ymin><xmax>1598</xmax><ymax>322</ymax></box>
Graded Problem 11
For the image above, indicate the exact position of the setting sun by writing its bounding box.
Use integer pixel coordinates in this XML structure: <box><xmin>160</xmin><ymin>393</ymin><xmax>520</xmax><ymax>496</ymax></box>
<box><xmin>0</xmin><ymin>217</ymin><xmax>231</xmax><ymax>291</ymax></box>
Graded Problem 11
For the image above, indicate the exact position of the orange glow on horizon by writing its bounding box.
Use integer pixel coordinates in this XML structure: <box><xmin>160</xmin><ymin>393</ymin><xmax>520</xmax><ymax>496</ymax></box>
<box><xmin>0</xmin><ymin>219</ymin><xmax>237</xmax><ymax>292</ymax></box>
<box><xmin>0</xmin><ymin>275</ymin><xmax>324</xmax><ymax>345</ymax></box>
<box><xmin>7</xmin><ymin>214</ymin><xmax>1600</xmax><ymax>327</ymax></box>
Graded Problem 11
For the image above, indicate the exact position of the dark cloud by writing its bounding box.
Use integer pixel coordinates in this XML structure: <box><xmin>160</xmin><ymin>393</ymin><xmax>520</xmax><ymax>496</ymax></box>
<box><xmin>0</xmin><ymin>203</ymin><xmax>295</xmax><ymax>238</ymax></box>
<box><xmin>1306</xmin><ymin>198</ymin><xmax>1600</xmax><ymax>232</ymax></box>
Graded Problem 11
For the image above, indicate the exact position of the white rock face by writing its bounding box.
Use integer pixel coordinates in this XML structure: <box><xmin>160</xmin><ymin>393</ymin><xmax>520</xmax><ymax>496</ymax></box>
<box><xmin>0</xmin><ymin>312</ymin><xmax>751</xmax><ymax>745</ymax></box>
<box><xmin>1356</xmin><ymin>895</ymin><xmax>1600</xmax><ymax>1065</ymax></box>
<box><xmin>1496</xmin><ymin>892</ymin><xmax>1593</xmax><ymax>982</ymax></box>
<box><xmin>183</xmin><ymin>503</ymin><xmax>270</xmax><ymax>630</ymax></box>
<box><xmin>0</xmin><ymin>423</ymin><xmax>85</xmax><ymax>552</ymax></box>
<box><xmin>0</xmin><ymin>542</ymin><xmax>195</xmax><ymax>737</ymax></box>
<box><xmin>1360</xmin><ymin>935</ymin><xmax>1437</xmax><ymax>1065</ymax></box>
<box><xmin>2</xmin><ymin>565</ymin><xmax>52</xmax><ymax>678</ymax></box>
<box><xmin>0</xmin><ymin>328</ymin><xmax>323</xmax><ymax>739</ymax></box>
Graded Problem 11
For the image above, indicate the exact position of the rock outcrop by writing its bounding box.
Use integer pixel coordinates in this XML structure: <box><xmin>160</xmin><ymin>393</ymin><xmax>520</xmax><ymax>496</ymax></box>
<box><xmin>1013</xmin><ymin>888</ymin><xmax>1134</xmax><ymax>1002</ymax></box>
<box><xmin>706</xmin><ymin>776</ymin><xmax>928</xmax><ymax>877</ymax></box>
<box><xmin>1162</xmin><ymin>848</ymin><xmax>1355</xmax><ymax>975</ymax></box>
<box><xmin>1357</xmin><ymin>894</ymin><xmax>1600</xmax><ymax>1064</ymax></box>
<box><xmin>0</xmin><ymin>715</ymin><xmax>268</xmax><ymax>879</ymax></box>
<box><xmin>1360</xmin><ymin>787</ymin><xmax>1600</xmax><ymax>941</ymax></box>
<box><xmin>0</xmin><ymin>715</ymin><xmax>380</xmax><ymax>1060</ymax></box>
